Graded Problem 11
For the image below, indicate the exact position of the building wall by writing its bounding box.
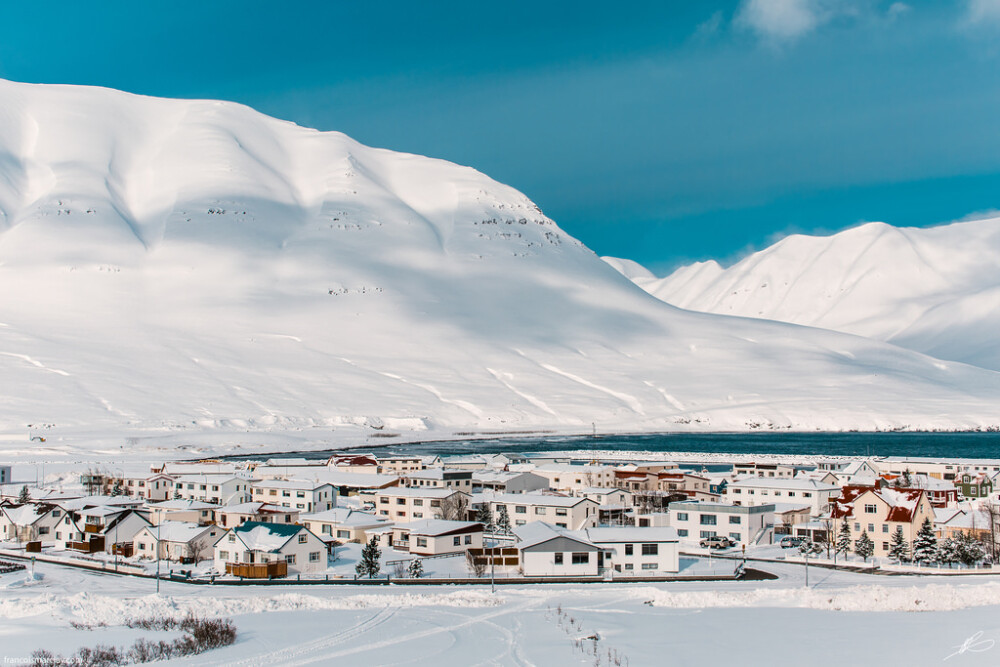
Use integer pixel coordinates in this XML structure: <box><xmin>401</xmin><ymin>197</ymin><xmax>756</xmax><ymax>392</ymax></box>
<box><xmin>520</xmin><ymin>546</ymin><xmax>601</xmax><ymax>576</ymax></box>
<box><xmin>411</xmin><ymin>530</ymin><xmax>483</xmax><ymax>556</ymax></box>
<box><xmin>670</xmin><ymin>505</ymin><xmax>772</xmax><ymax>545</ymax></box>
<box><xmin>602</xmin><ymin>540</ymin><xmax>679</xmax><ymax>574</ymax></box>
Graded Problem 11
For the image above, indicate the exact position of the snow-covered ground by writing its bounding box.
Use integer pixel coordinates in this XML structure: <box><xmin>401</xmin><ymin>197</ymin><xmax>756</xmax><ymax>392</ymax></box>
<box><xmin>3</xmin><ymin>559</ymin><xmax>1000</xmax><ymax>665</ymax></box>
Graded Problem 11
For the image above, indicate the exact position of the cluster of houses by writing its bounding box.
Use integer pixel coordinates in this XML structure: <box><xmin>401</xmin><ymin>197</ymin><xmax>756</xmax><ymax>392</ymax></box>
<box><xmin>0</xmin><ymin>452</ymin><xmax>997</xmax><ymax>578</ymax></box>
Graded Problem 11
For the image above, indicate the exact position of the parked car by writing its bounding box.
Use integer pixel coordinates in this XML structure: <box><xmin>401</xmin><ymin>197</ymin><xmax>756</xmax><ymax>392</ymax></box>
<box><xmin>700</xmin><ymin>536</ymin><xmax>732</xmax><ymax>549</ymax></box>
<box><xmin>779</xmin><ymin>536</ymin><xmax>807</xmax><ymax>549</ymax></box>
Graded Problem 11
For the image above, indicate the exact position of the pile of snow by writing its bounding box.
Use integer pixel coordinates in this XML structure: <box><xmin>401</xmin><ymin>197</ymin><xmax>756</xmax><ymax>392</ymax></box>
<box><xmin>644</xmin><ymin>582</ymin><xmax>1000</xmax><ymax>612</ymax></box>
<box><xmin>3</xmin><ymin>79</ymin><xmax>1000</xmax><ymax>441</ymax></box>
<box><xmin>608</xmin><ymin>217</ymin><xmax>1000</xmax><ymax>371</ymax></box>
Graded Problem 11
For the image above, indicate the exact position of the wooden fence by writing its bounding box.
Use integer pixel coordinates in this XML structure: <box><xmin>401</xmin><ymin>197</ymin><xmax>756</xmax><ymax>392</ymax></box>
<box><xmin>467</xmin><ymin>547</ymin><xmax>519</xmax><ymax>567</ymax></box>
<box><xmin>226</xmin><ymin>561</ymin><xmax>287</xmax><ymax>579</ymax></box>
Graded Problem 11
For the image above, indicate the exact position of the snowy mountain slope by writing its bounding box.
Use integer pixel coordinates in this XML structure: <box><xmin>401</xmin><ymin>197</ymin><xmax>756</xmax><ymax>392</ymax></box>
<box><xmin>608</xmin><ymin>218</ymin><xmax>1000</xmax><ymax>371</ymax></box>
<box><xmin>2</xmin><ymin>79</ymin><xmax>1000</xmax><ymax>439</ymax></box>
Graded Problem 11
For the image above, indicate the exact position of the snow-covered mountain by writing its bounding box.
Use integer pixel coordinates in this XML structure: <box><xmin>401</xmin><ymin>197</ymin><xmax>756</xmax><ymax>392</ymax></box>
<box><xmin>609</xmin><ymin>218</ymin><xmax>1000</xmax><ymax>371</ymax></box>
<box><xmin>2</xmin><ymin>79</ymin><xmax>1000</xmax><ymax>440</ymax></box>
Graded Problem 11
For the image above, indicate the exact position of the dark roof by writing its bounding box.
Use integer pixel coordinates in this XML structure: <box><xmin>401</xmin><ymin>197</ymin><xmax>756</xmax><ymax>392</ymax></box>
<box><xmin>234</xmin><ymin>520</ymin><xmax>301</xmax><ymax>537</ymax></box>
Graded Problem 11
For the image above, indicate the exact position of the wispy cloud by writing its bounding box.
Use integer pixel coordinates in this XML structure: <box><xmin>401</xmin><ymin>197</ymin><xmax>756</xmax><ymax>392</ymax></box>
<box><xmin>886</xmin><ymin>2</ymin><xmax>911</xmax><ymax>21</ymax></box>
<box><xmin>694</xmin><ymin>10</ymin><xmax>725</xmax><ymax>40</ymax></box>
<box><xmin>965</xmin><ymin>0</ymin><xmax>1000</xmax><ymax>26</ymax></box>
<box><xmin>735</xmin><ymin>0</ymin><xmax>824</xmax><ymax>41</ymax></box>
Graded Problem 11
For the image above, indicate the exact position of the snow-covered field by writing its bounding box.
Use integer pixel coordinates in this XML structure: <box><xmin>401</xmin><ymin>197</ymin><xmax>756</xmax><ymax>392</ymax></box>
<box><xmin>3</xmin><ymin>560</ymin><xmax>1000</xmax><ymax>665</ymax></box>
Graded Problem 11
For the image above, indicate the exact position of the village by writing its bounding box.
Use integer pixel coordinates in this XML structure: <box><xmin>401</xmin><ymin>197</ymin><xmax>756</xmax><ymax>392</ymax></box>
<box><xmin>1</xmin><ymin>450</ymin><xmax>998</xmax><ymax>584</ymax></box>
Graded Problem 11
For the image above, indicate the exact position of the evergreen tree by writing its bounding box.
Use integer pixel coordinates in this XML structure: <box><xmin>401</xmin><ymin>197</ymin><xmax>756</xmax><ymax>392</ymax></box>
<box><xmin>17</xmin><ymin>485</ymin><xmax>30</xmax><ymax>504</ymax></box>
<box><xmin>835</xmin><ymin>517</ymin><xmax>852</xmax><ymax>556</ymax></box>
<box><xmin>935</xmin><ymin>537</ymin><xmax>959</xmax><ymax>568</ymax></box>
<box><xmin>888</xmin><ymin>526</ymin><xmax>909</xmax><ymax>563</ymax></box>
<box><xmin>407</xmin><ymin>558</ymin><xmax>424</xmax><ymax>579</ymax></box>
<box><xmin>912</xmin><ymin>518</ymin><xmax>938</xmax><ymax>564</ymax></box>
<box><xmin>111</xmin><ymin>480</ymin><xmax>124</xmax><ymax>497</ymax></box>
<box><xmin>355</xmin><ymin>536</ymin><xmax>382</xmax><ymax>579</ymax></box>
<box><xmin>475</xmin><ymin>504</ymin><xmax>495</xmax><ymax>533</ymax></box>
<box><xmin>955</xmin><ymin>532</ymin><xmax>985</xmax><ymax>567</ymax></box>
<box><xmin>855</xmin><ymin>531</ymin><xmax>875</xmax><ymax>562</ymax></box>
<box><xmin>798</xmin><ymin>539</ymin><xmax>822</xmax><ymax>557</ymax></box>
<box><xmin>496</xmin><ymin>505</ymin><xmax>512</xmax><ymax>535</ymax></box>
<box><xmin>900</xmin><ymin>469</ymin><xmax>913</xmax><ymax>488</ymax></box>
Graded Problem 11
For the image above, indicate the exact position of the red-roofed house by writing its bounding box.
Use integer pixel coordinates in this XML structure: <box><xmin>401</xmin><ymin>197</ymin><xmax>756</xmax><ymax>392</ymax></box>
<box><xmin>831</xmin><ymin>485</ymin><xmax>935</xmax><ymax>559</ymax></box>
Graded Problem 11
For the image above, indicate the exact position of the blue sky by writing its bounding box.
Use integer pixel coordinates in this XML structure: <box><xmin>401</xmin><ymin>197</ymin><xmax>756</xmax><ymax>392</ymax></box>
<box><xmin>2</xmin><ymin>1</ymin><xmax>1000</xmax><ymax>273</ymax></box>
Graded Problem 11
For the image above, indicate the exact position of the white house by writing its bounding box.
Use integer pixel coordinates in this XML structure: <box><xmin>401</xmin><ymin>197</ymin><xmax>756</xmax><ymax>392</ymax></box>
<box><xmin>532</xmin><ymin>464</ymin><xmax>615</xmax><ymax>491</ymax></box>
<box><xmin>514</xmin><ymin>522</ymin><xmax>608</xmax><ymax>577</ymax></box>
<box><xmin>0</xmin><ymin>465</ymin><xmax>11</xmax><ymax>485</ymax></box>
<box><xmin>171</xmin><ymin>475</ymin><xmax>251</xmax><ymax>505</ymax></box>
<box><xmin>472</xmin><ymin>471</ymin><xmax>549</xmax><ymax>494</ymax></box>
<box><xmin>725</xmin><ymin>478</ymin><xmax>839</xmax><ymax>516</ymax></box>
<box><xmin>669</xmin><ymin>500</ymin><xmax>775</xmax><ymax>546</ymax></box>
<box><xmin>133</xmin><ymin>521</ymin><xmax>223</xmax><ymax>563</ymax></box>
<box><xmin>580</xmin><ymin>526</ymin><xmax>679</xmax><ymax>574</ymax></box>
<box><xmin>214</xmin><ymin>502</ymin><xmax>299</xmax><ymax>529</ymax></box>
<box><xmin>250</xmin><ymin>479</ymin><xmax>336</xmax><ymax>513</ymax></box>
<box><xmin>0</xmin><ymin>503</ymin><xmax>64</xmax><ymax>543</ymax></box>
<box><xmin>300</xmin><ymin>508</ymin><xmax>391</xmax><ymax>544</ymax></box>
<box><xmin>369</xmin><ymin>488</ymin><xmax>470</xmax><ymax>522</ymax></box>
<box><xmin>483</xmin><ymin>493</ymin><xmax>599</xmax><ymax>530</ymax></box>
<box><xmin>388</xmin><ymin>520</ymin><xmax>484</xmax><ymax>556</ymax></box>
<box><xmin>214</xmin><ymin>521</ymin><xmax>327</xmax><ymax>575</ymax></box>
<box><xmin>401</xmin><ymin>469</ymin><xmax>473</xmax><ymax>490</ymax></box>
<box><xmin>148</xmin><ymin>499</ymin><xmax>219</xmax><ymax>526</ymax></box>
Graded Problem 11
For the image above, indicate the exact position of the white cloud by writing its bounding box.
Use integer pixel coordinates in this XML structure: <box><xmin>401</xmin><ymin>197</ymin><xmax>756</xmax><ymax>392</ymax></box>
<box><xmin>735</xmin><ymin>0</ymin><xmax>823</xmax><ymax>40</ymax></box>
<box><xmin>694</xmin><ymin>10</ymin><xmax>725</xmax><ymax>40</ymax></box>
<box><xmin>965</xmin><ymin>0</ymin><xmax>1000</xmax><ymax>25</ymax></box>
<box><xmin>886</xmin><ymin>2</ymin><xmax>911</xmax><ymax>20</ymax></box>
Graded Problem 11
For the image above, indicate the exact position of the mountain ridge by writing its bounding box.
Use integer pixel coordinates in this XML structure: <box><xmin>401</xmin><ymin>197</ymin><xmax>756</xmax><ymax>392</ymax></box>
<box><xmin>2</xmin><ymin>79</ymin><xmax>1000</xmax><ymax>439</ymax></box>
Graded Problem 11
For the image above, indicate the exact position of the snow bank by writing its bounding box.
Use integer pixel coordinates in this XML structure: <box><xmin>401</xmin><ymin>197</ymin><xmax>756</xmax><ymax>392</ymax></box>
<box><xmin>644</xmin><ymin>582</ymin><xmax>1000</xmax><ymax>612</ymax></box>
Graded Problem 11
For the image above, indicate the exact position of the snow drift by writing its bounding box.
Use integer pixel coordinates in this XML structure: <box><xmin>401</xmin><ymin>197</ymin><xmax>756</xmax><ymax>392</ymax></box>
<box><xmin>2</xmin><ymin>79</ymin><xmax>1000</xmax><ymax>439</ymax></box>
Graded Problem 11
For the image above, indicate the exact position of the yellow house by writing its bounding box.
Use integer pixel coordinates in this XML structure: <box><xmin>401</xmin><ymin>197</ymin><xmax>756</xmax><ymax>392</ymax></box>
<box><xmin>833</xmin><ymin>486</ymin><xmax>935</xmax><ymax>559</ymax></box>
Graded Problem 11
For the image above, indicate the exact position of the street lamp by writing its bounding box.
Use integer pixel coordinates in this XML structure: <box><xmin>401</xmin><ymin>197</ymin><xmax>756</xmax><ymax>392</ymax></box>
<box><xmin>156</xmin><ymin>520</ymin><xmax>161</xmax><ymax>594</ymax></box>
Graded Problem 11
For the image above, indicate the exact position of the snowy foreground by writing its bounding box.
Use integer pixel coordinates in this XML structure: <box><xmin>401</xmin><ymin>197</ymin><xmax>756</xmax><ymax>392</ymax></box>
<box><xmin>4</xmin><ymin>561</ymin><xmax>1000</xmax><ymax>665</ymax></box>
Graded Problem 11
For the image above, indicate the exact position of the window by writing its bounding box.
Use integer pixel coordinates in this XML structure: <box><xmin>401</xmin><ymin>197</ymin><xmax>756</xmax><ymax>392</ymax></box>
<box><xmin>309</xmin><ymin>552</ymin><xmax>321</xmax><ymax>562</ymax></box>
<box><xmin>515</xmin><ymin>520</ymin><xmax>526</xmax><ymax>526</ymax></box>
<box><xmin>882</xmin><ymin>524</ymin><xmax>889</xmax><ymax>533</ymax></box>
<box><xmin>416</xmin><ymin>537</ymin><xmax>427</xmax><ymax>547</ymax></box>
<box><xmin>337</xmin><ymin>530</ymin><xmax>350</xmax><ymax>538</ymax></box>
<box><xmin>228</xmin><ymin>533</ymin><xmax>236</xmax><ymax>542</ymax></box>
<box><xmin>677</xmin><ymin>529</ymin><xmax>688</xmax><ymax>537</ymax></box>
<box><xmin>535</xmin><ymin>507</ymin><xmax>546</xmax><ymax>515</ymax></box>
<box><xmin>624</xmin><ymin>544</ymin><xmax>634</xmax><ymax>556</ymax></box>
<box><xmin>380</xmin><ymin>497</ymin><xmax>389</xmax><ymax>504</ymax></box>
<box><xmin>297</xmin><ymin>491</ymin><xmax>305</xmax><ymax>498</ymax></box>
<box><xmin>298</xmin><ymin>534</ymin><xmax>307</xmax><ymax>543</ymax></box>
<box><xmin>413</xmin><ymin>512</ymin><xmax>423</xmax><ymax>518</ymax></box>
<box><xmin>867</xmin><ymin>524</ymin><xmax>875</xmax><ymax>533</ymax></box>
<box><xmin>730</xmin><ymin>533</ymin><xmax>741</xmax><ymax>540</ymax></box>
<box><xmin>700</xmin><ymin>531</ymin><xmax>716</xmax><ymax>539</ymax></box>
<box><xmin>854</xmin><ymin>523</ymin><xmax>860</xmax><ymax>531</ymax></box>
<box><xmin>882</xmin><ymin>542</ymin><xmax>889</xmax><ymax>551</ymax></box>
<box><xmin>623</xmin><ymin>563</ymin><xmax>633</xmax><ymax>570</ymax></box>
<box><xmin>676</xmin><ymin>513</ymin><xmax>688</xmax><ymax>521</ymax></box>
<box><xmin>554</xmin><ymin>552</ymin><xmax>563</xmax><ymax>565</ymax></box>
<box><xmin>396</xmin><ymin>498</ymin><xmax>406</xmax><ymax>505</ymax></box>
<box><xmin>641</xmin><ymin>544</ymin><xmax>658</xmax><ymax>556</ymax></box>
<box><xmin>699</xmin><ymin>515</ymin><xmax>717</xmax><ymax>525</ymax></box>
<box><xmin>571</xmin><ymin>552</ymin><xmax>589</xmax><ymax>564</ymax></box>
<box><xmin>515</xmin><ymin>506</ymin><xmax>527</xmax><ymax>514</ymax></box>
<box><xmin>803</xmin><ymin>493</ymin><xmax>812</xmax><ymax>498</ymax></box>
<box><xmin>413</xmin><ymin>499</ymin><xmax>423</xmax><ymax>506</ymax></box>
<box><xmin>286</xmin><ymin>554</ymin><xmax>296</xmax><ymax>564</ymax></box>
<box><xmin>465</xmin><ymin>535</ymin><xmax>472</xmax><ymax>544</ymax></box>
<box><xmin>430</xmin><ymin>500</ymin><xmax>441</xmax><ymax>508</ymax></box>
<box><xmin>453</xmin><ymin>536</ymin><xmax>461</xmax><ymax>546</ymax></box>
<box><xmin>556</xmin><ymin>523</ymin><xmax>567</xmax><ymax>528</ymax></box>
<box><xmin>219</xmin><ymin>550</ymin><xmax>229</xmax><ymax>559</ymax></box>
<box><xmin>864</xmin><ymin>504</ymin><xmax>877</xmax><ymax>514</ymax></box>
<box><xmin>641</xmin><ymin>563</ymin><xmax>658</xmax><ymax>570</ymax></box>
<box><xmin>729</xmin><ymin>516</ymin><xmax>741</xmax><ymax>524</ymax></box>
<box><xmin>555</xmin><ymin>508</ymin><xmax>568</xmax><ymax>516</ymax></box>
<box><xmin>322</xmin><ymin>525</ymin><xmax>332</xmax><ymax>535</ymax></box>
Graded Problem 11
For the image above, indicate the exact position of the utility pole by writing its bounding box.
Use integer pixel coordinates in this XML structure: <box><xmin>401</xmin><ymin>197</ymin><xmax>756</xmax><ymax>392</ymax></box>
<box><xmin>490</xmin><ymin>544</ymin><xmax>495</xmax><ymax>594</ymax></box>
<box><xmin>156</xmin><ymin>520</ymin><xmax>161</xmax><ymax>594</ymax></box>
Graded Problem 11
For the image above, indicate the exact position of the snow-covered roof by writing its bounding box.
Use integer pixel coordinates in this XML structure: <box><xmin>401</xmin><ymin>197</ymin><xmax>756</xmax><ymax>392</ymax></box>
<box><xmin>514</xmin><ymin>522</ymin><xmax>600</xmax><ymax>551</ymax></box>
<box><xmin>229</xmin><ymin>521</ymin><xmax>304</xmax><ymax>552</ymax></box>
<box><xmin>141</xmin><ymin>521</ymin><xmax>215</xmax><ymax>543</ymax></box>
<box><xmin>216</xmin><ymin>502</ymin><xmax>293</xmax><ymax>515</ymax></box>
<box><xmin>580</xmin><ymin>527</ymin><xmax>678</xmax><ymax>543</ymax></box>
<box><xmin>2</xmin><ymin>504</ymin><xmax>52</xmax><ymax>525</ymax></box>
<box><xmin>301</xmin><ymin>508</ymin><xmax>388</xmax><ymax>527</ymax></box>
<box><xmin>376</xmin><ymin>487</ymin><xmax>462</xmax><ymax>499</ymax></box>
<box><xmin>149</xmin><ymin>499</ymin><xmax>219</xmax><ymax>511</ymax></box>
<box><xmin>251</xmin><ymin>478</ymin><xmax>333</xmax><ymax>491</ymax></box>
<box><xmin>396</xmin><ymin>519</ymin><xmax>482</xmax><ymax>537</ymax></box>
<box><xmin>728</xmin><ymin>478</ymin><xmax>840</xmax><ymax>492</ymax></box>
<box><xmin>484</xmin><ymin>492</ymin><xmax>595</xmax><ymax>507</ymax></box>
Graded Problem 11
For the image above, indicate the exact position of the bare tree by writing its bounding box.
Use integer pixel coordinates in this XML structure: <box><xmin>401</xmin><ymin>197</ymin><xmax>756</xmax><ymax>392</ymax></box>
<box><xmin>440</xmin><ymin>494</ymin><xmax>469</xmax><ymax>521</ymax></box>
<box><xmin>466</xmin><ymin>551</ymin><xmax>487</xmax><ymax>577</ymax></box>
